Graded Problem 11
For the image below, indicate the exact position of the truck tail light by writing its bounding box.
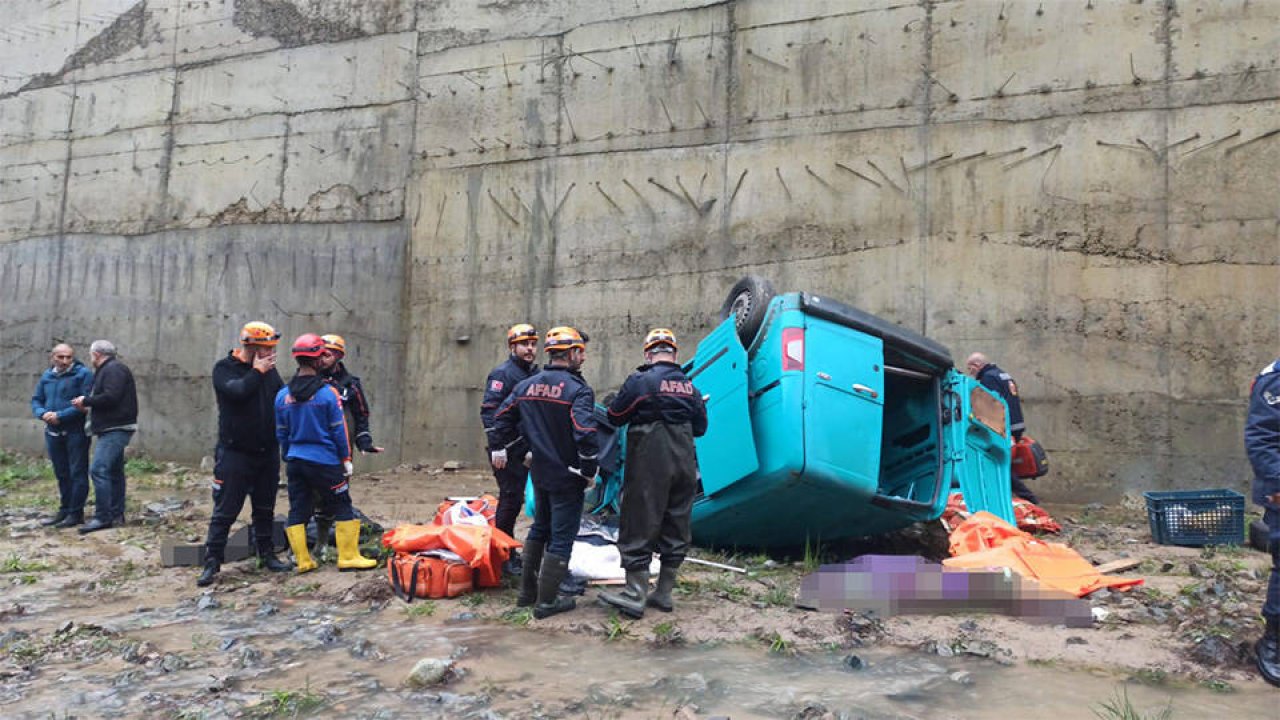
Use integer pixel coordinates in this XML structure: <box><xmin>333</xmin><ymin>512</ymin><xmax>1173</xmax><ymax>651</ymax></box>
<box><xmin>782</xmin><ymin>327</ymin><xmax>804</xmax><ymax>372</ymax></box>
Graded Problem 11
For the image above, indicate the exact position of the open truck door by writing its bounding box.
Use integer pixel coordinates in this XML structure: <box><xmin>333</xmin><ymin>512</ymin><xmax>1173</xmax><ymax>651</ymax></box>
<box><xmin>687</xmin><ymin>318</ymin><xmax>759</xmax><ymax>496</ymax></box>
<box><xmin>942</xmin><ymin>370</ymin><xmax>1016</xmax><ymax>525</ymax></box>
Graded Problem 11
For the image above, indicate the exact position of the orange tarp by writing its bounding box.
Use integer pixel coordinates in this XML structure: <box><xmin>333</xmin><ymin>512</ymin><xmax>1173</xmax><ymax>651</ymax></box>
<box><xmin>943</xmin><ymin>511</ymin><xmax>1143</xmax><ymax>598</ymax></box>
<box><xmin>381</xmin><ymin>523</ymin><xmax>521</xmax><ymax>588</ymax></box>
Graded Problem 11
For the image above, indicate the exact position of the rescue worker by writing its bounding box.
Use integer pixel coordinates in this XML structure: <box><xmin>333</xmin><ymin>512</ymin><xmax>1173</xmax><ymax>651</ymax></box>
<box><xmin>1245</xmin><ymin>357</ymin><xmax>1280</xmax><ymax>687</ymax></box>
<box><xmin>490</xmin><ymin>326</ymin><xmax>598</xmax><ymax>619</ymax></box>
<box><xmin>197</xmin><ymin>322</ymin><xmax>291</xmax><ymax>587</ymax></box>
<box><xmin>310</xmin><ymin>334</ymin><xmax>382</xmax><ymax>559</ymax></box>
<box><xmin>598</xmin><ymin>329</ymin><xmax>707</xmax><ymax>617</ymax></box>
<box><xmin>276</xmin><ymin>334</ymin><xmax>377</xmax><ymax>574</ymax></box>
<box><xmin>481</xmin><ymin>323</ymin><xmax>540</xmax><ymax>576</ymax></box>
<box><xmin>965</xmin><ymin>352</ymin><xmax>1038</xmax><ymax>504</ymax></box>
<box><xmin>30</xmin><ymin>343</ymin><xmax>94</xmax><ymax>528</ymax></box>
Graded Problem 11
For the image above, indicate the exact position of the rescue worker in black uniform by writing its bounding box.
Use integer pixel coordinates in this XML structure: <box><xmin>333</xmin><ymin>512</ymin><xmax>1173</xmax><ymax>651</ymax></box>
<box><xmin>1245</xmin><ymin>357</ymin><xmax>1280</xmax><ymax>687</ymax></box>
<box><xmin>966</xmin><ymin>352</ymin><xmax>1038</xmax><ymax>504</ymax></box>
<box><xmin>198</xmin><ymin>322</ymin><xmax>291</xmax><ymax>587</ymax></box>
<box><xmin>599</xmin><ymin>329</ymin><xmax>707</xmax><ymax>618</ymax></box>
<box><xmin>310</xmin><ymin>334</ymin><xmax>382</xmax><ymax>559</ymax></box>
<box><xmin>490</xmin><ymin>326</ymin><xmax>598</xmax><ymax>620</ymax></box>
<box><xmin>481</xmin><ymin>323</ymin><xmax>540</xmax><ymax>576</ymax></box>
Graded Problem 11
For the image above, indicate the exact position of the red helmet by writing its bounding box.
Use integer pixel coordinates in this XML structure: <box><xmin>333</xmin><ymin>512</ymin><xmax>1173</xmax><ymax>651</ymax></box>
<box><xmin>291</xmin><ymin>333</ymin><xmax>326</xmax><ymax>358</ymax></box>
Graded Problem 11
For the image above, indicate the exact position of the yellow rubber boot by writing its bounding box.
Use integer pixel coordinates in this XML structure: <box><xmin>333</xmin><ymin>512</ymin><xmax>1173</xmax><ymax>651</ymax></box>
<box><xmin>285</xmin><ymin>524</ymin><xmax>317</xmax><ymax>573</ymax></box>
<box><xmin>335</xmin><ymin>519</ymin><xmax>377</xmax><ymax>571</ymax></box>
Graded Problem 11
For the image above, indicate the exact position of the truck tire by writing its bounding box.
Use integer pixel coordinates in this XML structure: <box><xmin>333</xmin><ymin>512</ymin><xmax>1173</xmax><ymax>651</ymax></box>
<box><xmin>719</xmin><ymin>275</ymin><xmax>776</xmax><ymax>346</ymax></box>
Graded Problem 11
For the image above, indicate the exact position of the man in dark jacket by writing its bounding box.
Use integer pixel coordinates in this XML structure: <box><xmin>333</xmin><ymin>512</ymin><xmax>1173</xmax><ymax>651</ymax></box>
<box><xmin>481</xmin><ymin>323</ymin><xmax>539</xmax><ymax>575</ymax></box>
<box><xmin>72</xmin><ymin>340</ymin><xmax>138</xmax><ymax>534</ymax></box>
<box><xmin>1245</xmin><ymin>357</ymin><xmax>1280</xmax><ymax>687</ymax></box>
<box><xmin>277</xmin><ymin>333</ymin><xmax>377</xmax><ymax>574</ymax></box>
<box><xmin>966</xmin><ymin>352</ymin><xmax>1038</xmax><ymax>504</ymax></box>
<box><xmin>197</xmin><ymin>322</ymin><xmax>291</xmax><ymax>586</ymax></box>
<box><xmin>599</xmin><ymin>329</ymin><xmax>707</xmax><ymax>617</ymax></box>
<box><xmin>490</xmin><ymin>326</ymin><xmax>598</xmax><ymax>619</ymax></box>
<box><xmin>309</xmin><ymin>334</ymin><xmax>382</xmax><ymax>559</ymax></box>
<box><xmin>30</xmin><ymin>343</ymin><xmax>94</xmax><ymax>528</ymax></box>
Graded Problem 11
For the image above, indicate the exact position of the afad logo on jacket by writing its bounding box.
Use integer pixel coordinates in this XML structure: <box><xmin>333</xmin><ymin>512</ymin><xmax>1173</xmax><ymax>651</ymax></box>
<box><xmin>659</xmin><ymin>379</ymin><xmax>695</xmax><ymax>395</ymax></box>
<box><xmin>525</xmin><ymin>381</ymin><xmax>566</xmax><ymax>399</ymax></box>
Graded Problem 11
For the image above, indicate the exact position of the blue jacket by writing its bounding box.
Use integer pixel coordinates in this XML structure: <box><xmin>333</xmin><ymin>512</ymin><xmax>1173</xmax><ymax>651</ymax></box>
<box><xmin>976</xmin><ymin>363</ymin><xmax>1025</xmax><ymax>437</ymax></box>
<box><xmin>481</xmin><ymin>355</ymin><xmax>537</xmax><ymax>454</ymax></box>
<box><xmin>607</xmin><ymin>361</ymin><xmax>708</xmax><ymax>437</ymax></box>
<box><xmin>31</xmin><ymin>360</ymin><xmax>94</xmax><ymax>433</ymax></box>
<box><xmin>1246</xmin><ymin>359</ymin><xmax>1280</xmax><ymax>508</ymax></box>
<box><xmin>275</xmin><ymin>374</ymin><xmax>350</xmax><ymax>466</ymax></box>
<box><xmin>491</xmin><ymin>365</ymin><xmax>598</xmax><ymax>493</ymax></box>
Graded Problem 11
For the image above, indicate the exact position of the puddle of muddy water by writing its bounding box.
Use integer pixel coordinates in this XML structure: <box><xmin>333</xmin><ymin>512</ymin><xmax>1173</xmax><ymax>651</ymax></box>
<box><xmin>3</xmin><ymin>589</ymin><xmax>1276</xmax><ymax>720</ymax></box>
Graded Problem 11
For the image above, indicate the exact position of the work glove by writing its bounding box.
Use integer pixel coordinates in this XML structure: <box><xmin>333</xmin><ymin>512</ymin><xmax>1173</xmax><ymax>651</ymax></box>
<box><xmin>568</xmin><ymin>461</ymin><xmax>598</xmax><ymax>487</ymax></box>
<box><xmin>490</xmin><ymin>448</ymin><xmax>508</xmax><ymax>470</ymax></box>
<box><xmin>343</xmin><ymin>460</ymin><xmax>353</xmax><ymax>478</ymax></box>
<box><xmin>523</xmin><ymin>451</ymin><xmax>533</xmax><ymax>468</ymax></box>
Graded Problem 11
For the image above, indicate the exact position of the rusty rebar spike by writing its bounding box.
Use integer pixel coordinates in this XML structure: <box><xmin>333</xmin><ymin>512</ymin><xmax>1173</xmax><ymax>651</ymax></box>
<box><xmin>834</xmin><ymin>162</ymin><xmax>881</xmax><ymax>188</ymax></box>
<box><xmin>487</xmin><ymin>190</ymin><xmax>520</xmax><ymax>226</ymax></box>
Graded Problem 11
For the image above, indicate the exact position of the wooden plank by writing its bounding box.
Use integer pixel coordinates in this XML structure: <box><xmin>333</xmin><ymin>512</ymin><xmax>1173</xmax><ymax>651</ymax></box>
<box><xmin>1094</xmin><ymin>558</ymin><xmax>1142</xmax><ymax>574</ymax></box>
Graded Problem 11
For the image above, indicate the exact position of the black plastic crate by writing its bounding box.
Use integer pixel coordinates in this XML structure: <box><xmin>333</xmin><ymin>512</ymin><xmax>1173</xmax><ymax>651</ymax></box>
<box><xmin>1143</xmin><ymin>489</ymin><xmax>1245</xmax><ymax>546</ymax></box>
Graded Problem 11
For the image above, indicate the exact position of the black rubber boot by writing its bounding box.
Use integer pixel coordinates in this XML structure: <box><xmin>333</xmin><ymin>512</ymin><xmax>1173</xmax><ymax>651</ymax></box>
<box><xmin>503</xmin><ymin>549</ymin><xmax>524</xmax><ymax>578</ymax></box>
<box><xmin>257</xmin><ymin>551</ymin><xmax>292</xmax><ymax>573</ymax></box>
<box><xmin>196</xmin><ymin>559</ymin><xmax>220</xmax><ymax>587</ymax></box>
<box><xmin>312</xmin><ymin>516</ymin><xmax>333</xmax><ymax>562</ymax></box>
<box><xmin>1257</xmin><ymin>617</ymin><xmax>1280</xmax><ymax>688</ymax></box>
<box><xmin>53</xmin><ymin>511</ymin><xmax>84</xmax><ymax>529</ymax></box>
<box><xmin>599</xmin><ymin>569</ymin><xmax>648</xmax><ymax>619</ymax></box>
<box><xmin>42</xmin><ymin>511</ymin><xmax>69</xmax><ymax>527</ymax></box>
<box><xmin>533</xmin><ymin>553</ymin><xmax>576</xmax><ymax>619</ymax></box>
<box><xmin>517</xmin><ymin>540</ymin><xmax>545</xmax><ymax>607</ymax></box>
<box><xmin>647</xmin><ymin>564</ymin><xmax>679</xmax><ymax>613</ymax></box>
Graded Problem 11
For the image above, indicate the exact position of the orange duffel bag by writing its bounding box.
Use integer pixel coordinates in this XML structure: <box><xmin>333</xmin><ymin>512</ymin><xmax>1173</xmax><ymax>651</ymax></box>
<box><xmin>388</xmin><ymin>551</ymin><xmax>474</xmax><ymax>602</ymax></box>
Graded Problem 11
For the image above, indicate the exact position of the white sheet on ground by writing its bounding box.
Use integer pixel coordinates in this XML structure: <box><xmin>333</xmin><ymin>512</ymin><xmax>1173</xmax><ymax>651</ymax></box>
<box><xmin>568</xmin><ymin>542</ymin><xmax>660</xmax><ymax>581</ymax></box>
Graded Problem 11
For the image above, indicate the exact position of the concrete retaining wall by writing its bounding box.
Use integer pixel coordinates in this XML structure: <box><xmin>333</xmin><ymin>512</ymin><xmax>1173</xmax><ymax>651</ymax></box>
<box><xmin>2</xmin><ymin>0</ymin><xmax>1277</xmax><ymax>500</ymax></box>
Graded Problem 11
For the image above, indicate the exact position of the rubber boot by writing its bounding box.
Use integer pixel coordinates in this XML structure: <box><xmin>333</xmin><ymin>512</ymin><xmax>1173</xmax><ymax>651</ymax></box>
<box><xmin>335</xmin><ymin>519</ymin><xmax>378</xmax><ymax>572</ymax></box>
<box><xmin>53</xmin><ymin>511</ymin><xmax>84</xmax><ymax>529</ymax></box>
<box><xmin>1257</xmin><ymin>616</ymin><xmax>1280</xmax><ymax>688</ymax></box>
<box><xmin>533</xmin><ymin>553</ymin><xmax>576</xmax><ymax>619</ymax></box>
<box><xmin>257</xmin><ymin>550</ymin><xmax>292</xmax><ymax>572</ymax></box>
<box><xmin>196</xmin><ymin>559</ymin><xmax>219</xmax><ymax>587</ymax></box>
<box><xmin>647</xmin><ymin>564</ymin><xmax>679</xmax><ymax>613</ymax></box>
<box><xmin>285</xmin><ymin>524</ymin><xmax>317</xmax><ymax>574</ymax></box>
<box><xmin>312</xmin><ymin>516</ymin><xmax>333</xmax><ymax>563</ymax></box>
<box><xmin>517</xmin><ymin>540</ymin><xmax>545</xmax><ymax>607</ymax></box>
<box><xmin>599</xmin><ymin>569</ymin><xmax>649</xmax><ymax>619</ymax></box>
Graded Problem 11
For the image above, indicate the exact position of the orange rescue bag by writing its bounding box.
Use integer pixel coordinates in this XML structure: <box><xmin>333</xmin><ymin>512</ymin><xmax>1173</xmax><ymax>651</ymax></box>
<box><xmin>388</xmin><ymin>552</ymin><xmax>474</xmax><ymax>601</ymax></box>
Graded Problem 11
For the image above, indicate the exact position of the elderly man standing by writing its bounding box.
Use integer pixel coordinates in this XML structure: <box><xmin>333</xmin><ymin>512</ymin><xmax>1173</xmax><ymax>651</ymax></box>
<box><xmin>30</xmin><ymin>343</ymin><xmax>94</xmax><ymax>528</ymax></box>
<box><xmin>72</xmin><ymin>340</ymin><xmax>138</xmax><ymax>534</ymax></box>
<box><xmin>197</xmin><ymin>322</ymin><xmax>291</xmax><ymax>587</ymax></box>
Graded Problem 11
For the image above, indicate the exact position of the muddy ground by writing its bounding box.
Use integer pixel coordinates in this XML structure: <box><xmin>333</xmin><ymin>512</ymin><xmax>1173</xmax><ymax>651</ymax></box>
<box><xmin>0</xmin><ymin>450</ymin><xmax>1275</xmax><ymax>718</ymax></box>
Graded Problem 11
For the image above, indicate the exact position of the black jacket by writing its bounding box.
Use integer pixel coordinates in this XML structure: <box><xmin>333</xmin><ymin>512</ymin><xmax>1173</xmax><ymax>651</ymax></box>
<box><xmin>976</xmin><ymin>363</ymin><xmax>1025</xmax><ymax>437</ymax></box>
<box><xmin>481</xmin><ymin>355</ymin><xmax>537</xmax><ymax>455</ymax></box>
<box><xmin>607</xmin><ymin>361</ymin><xmax>707</xmax><ymax>437</ymax></box>
<box><xmin>325</xmin><ymin>361</ymin><xmax>375</xmax><ymax>451</ymax></box>
<box><xmin>82</xmin><ymin>356</ymin><xmax>138</xmax><ymax>435</ymax></box>
<box><xmin>213</xmin><ymin>350</ymin><xmax>284</xmax><ymax>455</ymax></box>
<box><xmin>491</xmin><ymin>365</ymin><xmax>598</xmax><ymax>493</ymax></box>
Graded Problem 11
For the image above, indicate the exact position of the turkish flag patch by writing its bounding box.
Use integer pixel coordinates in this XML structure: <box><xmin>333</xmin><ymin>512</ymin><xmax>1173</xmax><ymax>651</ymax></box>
<box><xmin>490</xmin><ymin>380</ymin><xmax>504</xmax><ymax>391</ymax></box>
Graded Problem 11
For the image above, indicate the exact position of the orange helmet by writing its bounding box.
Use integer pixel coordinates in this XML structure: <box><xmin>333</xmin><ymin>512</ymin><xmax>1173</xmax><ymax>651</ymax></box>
<box><xmin>506</xmin><ymin>323</ymin><xmax>537</xmax><ymax>345</ymax></box>
<box><xmin>291</xmin><ymin>333</ymin><xmax>326</xmax><ymax>358</ymax></box>
<box><xmin>544</xmin><ymin>326</ymin><xmax>586</xmax><ymax>353</ymax></box>
<box><xmin>644</xmin><ymin>328</ymin><xmax>677</xmax><ymax>353</ymax></box>
<box><xmin>240</xmin><ymin>321</ymin><xmax>280</xmax><ymax>347</ymax></box>
<box><xmin>321</xmin><ymin>334</ymin><xmax>346</xmax><ymax>356</ymax></box>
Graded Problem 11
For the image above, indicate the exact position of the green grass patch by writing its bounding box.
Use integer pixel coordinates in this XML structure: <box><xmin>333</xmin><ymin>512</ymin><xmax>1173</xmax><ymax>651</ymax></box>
<box><xmin>757</xmin><ymin>583</ymin><xmax>793</xmax><ymax>607</ymax></box>
<box><xmin>124</xmin><ymin>455</ymin><xmax>163</xmax><ymax>475</ymax></box>
<box><xmin>499</xmin><ymin>607</ymin><xmax>532</xmax><ymax>626</ymax></box>
<box><xmin>1092</xmin><ymin>686</ymin><xmax>1172</xmax><ymax>720</ymax></box>
<box><xmin>247</xmin><ymin>681</ymin><xmax>328</xmax><ymax>718</ymax></box>
<box><xmin>650</xmin><ymin>620</ymin><xmax>684</xmax><ymax>646</ymax></box>
<box><xmin>404</xmin><ymin>600</ymin><xmax>437</xmax><ymax>618</ymax></box>
<box><xmin>602</xmin><ymin>613</ymin><xmax>635</xmax><ymax>642</ymax></box>
<box><xmin>764</xmin><ymin>630</ymin><xmax>794</xmax><ymax>656</ymax></box>
<box><xmin>1</xmin><ymin>555</ymin><xmax>52</xmax><ymax>573</ymax></box>
<box><xmin>284</xmin><ymin>581</ymin><xmax>322</xmax><ymax>597</ymax></box>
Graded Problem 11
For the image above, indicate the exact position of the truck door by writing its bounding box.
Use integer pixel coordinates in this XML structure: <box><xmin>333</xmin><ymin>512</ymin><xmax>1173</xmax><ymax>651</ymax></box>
<box><xmin>941</xmin><ymin>370</ymin><xmax>1016</xmax><ymax>525</ymax></box>
<box><xmin>802</xmin><ymin>318</ymin><xmax>884</xmax><ymax>491</ymax></box>
<box><xmin>688</xmin><ymin>318</ymin><xmax>759</xmax><ymax>496</ymax></box>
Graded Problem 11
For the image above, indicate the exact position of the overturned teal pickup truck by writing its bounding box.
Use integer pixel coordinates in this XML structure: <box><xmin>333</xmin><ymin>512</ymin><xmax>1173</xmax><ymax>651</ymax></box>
<box><xmin>587</xmin><ymin>277</ymin><xmax>1016</xmax><ymax>549</ymax></box>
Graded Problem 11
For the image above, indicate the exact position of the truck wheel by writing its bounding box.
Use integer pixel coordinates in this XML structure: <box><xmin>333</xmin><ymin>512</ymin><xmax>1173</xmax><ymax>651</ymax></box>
<box><xmin>719</xmin><ymin>275</ymin><xmax>775</xmax><ymax>346</ymax></box>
